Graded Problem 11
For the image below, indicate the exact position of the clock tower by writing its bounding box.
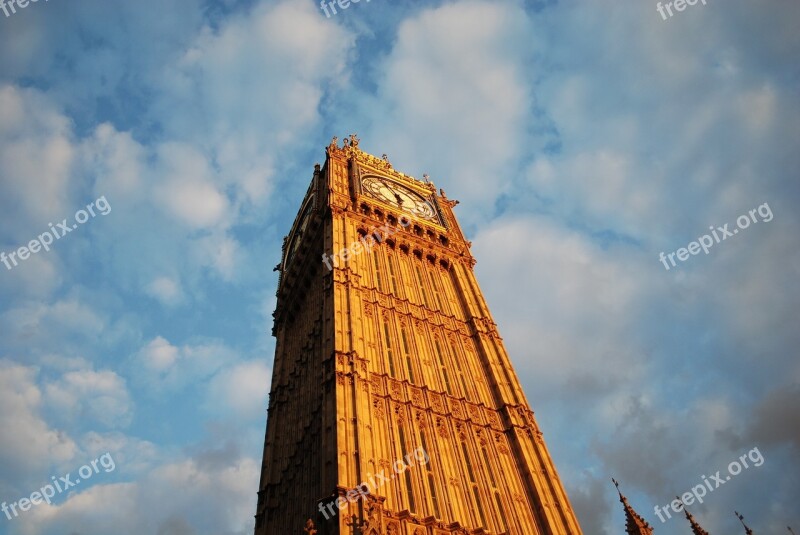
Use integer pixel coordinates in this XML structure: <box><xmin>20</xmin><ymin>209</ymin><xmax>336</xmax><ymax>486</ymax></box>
<box><xmin>254</xmin><ymin>135</ymin><xmax>583</xmax><ymax>535</ymax></box>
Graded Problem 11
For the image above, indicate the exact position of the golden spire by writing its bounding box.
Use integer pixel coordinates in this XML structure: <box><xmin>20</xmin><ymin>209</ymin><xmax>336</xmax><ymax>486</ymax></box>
<box><xmin>612</xmin><ymin>478</ymin><xmax>654</xmax><ymax>535</ymax></box>
<box><xmin>676</xmin><ymin>497</ymin><xmax>710</xmax><ymax>535</ymax></box>
<box><xmin>736</xmin><ymin>511</ymin><xmax>755</xmax><ymax>535</ymax></box>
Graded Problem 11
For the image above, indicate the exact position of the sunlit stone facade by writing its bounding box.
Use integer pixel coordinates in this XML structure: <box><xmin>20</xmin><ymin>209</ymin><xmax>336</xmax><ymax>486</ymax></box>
<box><xmin>254</xmin><ymin>136</ymin><xmax>583</xmax><ymax>535</ymax></box>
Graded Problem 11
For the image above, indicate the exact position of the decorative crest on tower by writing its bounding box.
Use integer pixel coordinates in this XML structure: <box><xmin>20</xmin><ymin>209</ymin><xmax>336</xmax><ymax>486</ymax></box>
<box><xmin>613</xmin><ymin>478</ymin><xmax>654</xmax><ymax>535</ymax></box>
<box><xmin>349</xmin><ymin>133</ymin><xmax>360</xmax><ymax>148</ymax></box>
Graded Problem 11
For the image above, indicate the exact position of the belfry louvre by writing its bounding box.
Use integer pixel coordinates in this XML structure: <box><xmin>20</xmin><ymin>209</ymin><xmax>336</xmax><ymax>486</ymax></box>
<box><xmin>254</xmin><ymin>135</ymin><xmax>583</xmax><ymax>535</ymax></box>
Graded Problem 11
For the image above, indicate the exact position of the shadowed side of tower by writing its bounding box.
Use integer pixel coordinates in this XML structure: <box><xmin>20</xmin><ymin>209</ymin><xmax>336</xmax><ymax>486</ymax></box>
<box><xmin>255</xmin><ymin>136</ymin><xmax>583</xmax><ymax>535</ymax></box>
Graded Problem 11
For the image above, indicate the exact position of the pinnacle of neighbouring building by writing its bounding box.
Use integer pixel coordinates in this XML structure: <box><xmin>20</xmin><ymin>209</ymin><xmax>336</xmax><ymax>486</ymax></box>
<box><xmin>681</xmin><ymin>500</ymin><xmax>710</xmax><ymax>535</ymax></box>
<box><xmin>613</xmin><ymin>479</ymin><xmax>655</xmax><ymax>535</ymax></box>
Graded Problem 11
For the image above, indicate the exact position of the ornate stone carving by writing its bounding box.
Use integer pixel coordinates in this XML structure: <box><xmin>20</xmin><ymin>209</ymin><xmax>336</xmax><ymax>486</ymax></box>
<box><xmin>373</xmin><ymin>398</ymin><xmax>385</xmax><ymax>419</ymax></box>
<box><xmin>436</xmin><ymin>418</ymin><xmax>448</xmax><ymax>439</ymax></box>
<box><xmin>410</xmin><ymin>387</ymin><xmax>423</xmax><ymax>406</ymax></box>
<box><xmin>467</xmin><ymin>404</ymin><xmax>481</xmax><ymax>423</ymax></box>
<box><xmin>415</xmin><ymin>410</ymin><xmax>427</xmax><ymax>428</ymax></box>
<box><xmin>488</xmin><ymin>412</ymin><xmax>501</xmax><ymax>430</ymax></box>
<box><xmin>390</xmin><ymin>379</ymin><xmax>403</xmax><ymax>399</ymax></box>
<box><xmin>450</xmin><ymin>400</ymin><xmax>463</xmax><ymax>419</ymax></box>
<box><xmin>430</xmin><ymin>392</ymin><xmax>445</xmax><ymax>413</ymax></box>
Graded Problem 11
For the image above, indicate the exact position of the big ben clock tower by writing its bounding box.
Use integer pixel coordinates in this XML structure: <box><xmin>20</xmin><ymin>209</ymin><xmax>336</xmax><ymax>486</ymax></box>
<box><xmin>254</xmin><ymin>135</ymin><xmax>583</xmax><ymax>535</ymax></box>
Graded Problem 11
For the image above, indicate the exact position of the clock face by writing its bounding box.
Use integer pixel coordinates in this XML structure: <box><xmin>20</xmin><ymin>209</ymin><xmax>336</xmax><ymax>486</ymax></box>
<box><xmin>361</xmin><ymin>175</ymin><xmax>438</xmax><ymax>222</ymax></box>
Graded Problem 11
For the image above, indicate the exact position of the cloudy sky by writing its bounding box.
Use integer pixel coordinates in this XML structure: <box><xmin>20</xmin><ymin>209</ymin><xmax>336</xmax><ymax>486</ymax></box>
<box><xmin>0</xmin><ymin>0</ymin><xmax>798</xmax><ymax>533</ymax></box>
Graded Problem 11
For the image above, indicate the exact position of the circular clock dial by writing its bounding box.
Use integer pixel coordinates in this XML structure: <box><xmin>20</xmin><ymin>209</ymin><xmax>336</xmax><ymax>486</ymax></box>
<box><xmin>361</xmin><ymin>176</ymin><xmax>437</xmax><ymax>221</ymax></box>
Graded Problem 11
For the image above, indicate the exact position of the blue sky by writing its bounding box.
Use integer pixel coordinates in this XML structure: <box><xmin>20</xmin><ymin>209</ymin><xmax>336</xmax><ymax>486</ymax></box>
<box><xmin>0</xmin><ymin>0</ymin><xmax>798</xmax><ymax>533</ymax></box>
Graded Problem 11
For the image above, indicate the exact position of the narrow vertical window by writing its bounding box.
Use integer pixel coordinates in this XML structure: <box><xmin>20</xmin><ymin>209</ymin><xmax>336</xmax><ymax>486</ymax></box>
<box><xmin>434</xmin><ymin>339</ymin><xmax>452</xmax><ymax>395</ymax></box>
<box><xmin>481</xmin><ymin>447</ymin><xmax>497</xmax><ymax>488</ymax></box>
<box><xmin>494</xmin><ymin>491</ymin><xmax>510</xmax><ymax>534</ymax></box>
<box><xmin>388</xmin><ymin>253</ymin><xmax>400</xmax><ymax>295</ymax></box>
<box><xmin>398</xmin><ymin>426</ymin><xmax>416</xmax><ymax>513</ymax></box>
<box><xmin>451</xmin><ymin>343</ymin><xmax>470</xmax><ymax>398</ymax></box>
<box><xmin>461</xmin><ymin>442</ymin><xmax>476</xmax><ymax>483</ymax></box>
<box><xmin>400</xmin><ymin>326</ymin><xmax>416</xmax><ymax>384</ymax></box>
<box><xmin>428</xmin><ymin>267</ymin><xmax>446</xmax><ymax>312</ymax></box>
<box><xmin>420</xmin><ymin>430</ymin><xmax>441</xmax><ymax>519</ymax></box>
<box><xmin>415</xmin><ymin>264</ymin><xmax>430</xmax><ymax>307</ymax></box>
<box><xmin>383</xmin><ymin>321</ymin><xmax>396</xmax><ymax>377</ymax></box>
<box><xmin>472</xmin><ymin>486</ymin><xmax>488</xmax><ymax>528</ymax></box>
<box><xmin>372</xmin><ymin>249</ymin><xmax>384</xmax><ymax>291</ymax></box>
<box><xmin>428</xmin><ymin>474</ymin><xmax>441</xmax><ymax>519</ymax></box>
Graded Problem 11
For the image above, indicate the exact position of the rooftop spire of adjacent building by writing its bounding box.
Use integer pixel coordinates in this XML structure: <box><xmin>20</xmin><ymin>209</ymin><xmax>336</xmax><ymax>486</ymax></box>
<box><xmin>613</xmin><ymin>478</ymin><xmax>654</xmax><ymax>535</ymax></box>
<box><xmin>676</xmin><ymin>497</ymin><xmax>710</xmax><ymax>535</ymax></box>
<box><xmin>736</xmin><ymin>511</ymin><xmax>755</xmax><ymax>535</ymax></box>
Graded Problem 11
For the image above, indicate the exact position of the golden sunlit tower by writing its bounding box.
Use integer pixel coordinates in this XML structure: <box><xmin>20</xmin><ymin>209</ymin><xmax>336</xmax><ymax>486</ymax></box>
<box><xmin>253</xmin><ymin>135</ymin><xmax>583</xmax><ymax>535</ymax></box>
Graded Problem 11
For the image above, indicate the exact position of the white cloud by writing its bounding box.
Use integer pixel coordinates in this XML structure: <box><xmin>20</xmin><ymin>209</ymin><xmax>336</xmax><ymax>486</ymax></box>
<box><xmin>472</xmin><ymin>214</ymin><xmax>650</xmax><ymax>397</ymax></box>
<box><xmin>0</xmin><ymin>85</ymin><xmax>75</xmax><ymax>239</ymax></box>
<box><xmin>192</xmin><ymin>231</ymin><xmax>241</xmax><ymax>282</ymax></box>
<box><xmin>0</xmin><ymin>361</ymin><xmax>77</xmax><ymax>494</ymax></box>
<box><xmin>81</xmin><ymin>123</ymin><xmax>147</xmax><ymax>203</ymax></box>
<box><xmin>0</xmin><ymin>298</ymin><xmax>106</xmax><ymax>353</ymax></box>
<box><xmin>18</xmin><ymin>455</ymin><xmax>259</xmax><ymax>535</ymax></box>
<box><xmin>132</xmin><ymin>336</ymin><xmax>234</xmax><ymax>393</ymax></box>
<box><xmin>154</xmin><ymin>142</ymin><xmax>230</xmax><ymax>229</ymax></box>
<box><xmin>45</xmin><ymin>369</ymin><xmax>133</xmax><ymax>429</ymax></box>
<box><xmin>151</xmin><ymin>0</ymin><xmax>355</xmax><ymax>207</ymax></box>
<box><xmin>138</xmin><ymin>336</ymin><xmax>179</xmax><ymax>372</ymax></box>
<box><xmin>145</xmin><ymin>277</ymin><xmax>184</xmax><ymax>307</ymax></box>
<box><xmin>367</xmin><ymin>1</ymin><xmax>534</xmax><ymax>215</ymax></box>
<box><xmin>206</xmin><ymin>360</ymin><xmax>271</xmax><ymax>419</ymax></box>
